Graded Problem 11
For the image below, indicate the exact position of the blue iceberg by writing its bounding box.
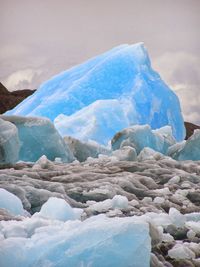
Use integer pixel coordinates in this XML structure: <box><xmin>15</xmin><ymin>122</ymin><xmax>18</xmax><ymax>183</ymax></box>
<box><xmin>6</xmin><ymin>43</ymin><xmax>185</xmax><ymax>142</ymax></box>
<box><xmin>1</xmin><ymin>116</ymin><xmax>74</xmax><ymax>163</ymax></box>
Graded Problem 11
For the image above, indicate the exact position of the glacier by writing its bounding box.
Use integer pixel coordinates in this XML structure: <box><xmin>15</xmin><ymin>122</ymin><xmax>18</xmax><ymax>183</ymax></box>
<box><xmin>6</xmin><ymin>43</ymin><xmax>185</xmax><ymax>143</ymax></box>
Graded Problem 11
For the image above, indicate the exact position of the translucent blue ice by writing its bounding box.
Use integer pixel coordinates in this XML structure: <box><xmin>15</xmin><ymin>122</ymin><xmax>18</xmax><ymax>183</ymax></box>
<box><xmin>0</xmin><ymin>188</ymin><xmax>24</xmax><ymax>216</ymax></box>
<box><xmin>6</xmin><ymin>43</ymin><xmax>185</xmax><ymax>142</ymax></box>
<box><xmin>168</xmin><ymin>129</ymin><xmax>200</xmax><ymax>161</ymax></box>
<box><xmin>1</xmin><ymin>116</ymin><xmax>74</xmax><ymax>163</ymax></box>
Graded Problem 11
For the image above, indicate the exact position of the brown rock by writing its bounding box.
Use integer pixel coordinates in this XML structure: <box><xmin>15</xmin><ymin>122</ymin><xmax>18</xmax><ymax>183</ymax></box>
<box><xmin>0</xmin><ymin>82</ymin><xmax>35</xmax><ymax>114</ymax></box>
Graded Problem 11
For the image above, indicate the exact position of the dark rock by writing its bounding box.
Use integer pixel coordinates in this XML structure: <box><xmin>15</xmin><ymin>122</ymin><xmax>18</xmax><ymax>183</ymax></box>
<box><xmin>0</xmin><ymin>82</ymin><xmax>35</xmax><ymax>114</ymax></box>
<box><xmin>185</xmin><ymin>122</ymin><xmax>200</xmax><ymax>140</ymax></box>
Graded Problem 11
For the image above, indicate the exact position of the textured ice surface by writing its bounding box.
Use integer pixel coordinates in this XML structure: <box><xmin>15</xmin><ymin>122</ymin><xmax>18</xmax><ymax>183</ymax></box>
<box><xmin>168</xmin><ymin>129</ymin><xmax>200</xmax><ymax>161</ymax></box>
<box><xmin>0</xmin><ymin>214</ymin><xmax>150</xmax><ymax>267</ymax></box>
<box><xmin>6</xmin><ymin>43</ymin><xmax>185</xmax><ymax>142</ymax></box>
<box><xmin>0</xmin><ymin>115</ymin><xmax>74</xmax><ymax>163</ymax></box>
<box><xmin>112</xmin><ymin>124</ymin><xmax>176</xmax><ymax>155</ymax></box>
<box><xmin>0</xmin><ymin>188</ymin><xmax>24</xmax><ymax>216</ymax></box>
<box><xmin>0</xmin><ymin>118</ymin><xmax>20</xmax><ymax>164</ymax></box>
<box><xmin>34</xmin><ymin>197</ymin><xmax>83</xmax><ymax>221</ymax></box>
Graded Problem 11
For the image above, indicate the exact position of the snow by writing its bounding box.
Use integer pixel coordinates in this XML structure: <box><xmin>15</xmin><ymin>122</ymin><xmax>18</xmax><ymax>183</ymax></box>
<box><xmin>0</xmin><ymin>118</ymin><xmax>20</xmax><ymax>164</ymax></box>
<box><xmin>1</xmin><ymin>115</ymin><xmax>74</xmax><ymax>163</ymax></box>
<box><xmin>6</xmin><ymin>43</ymin><xmax>185</xmax><ymax>142</ymax></box>
<box><xmin>112</xmin><ymin>125</ymin><xmax>176</xmax><ymax>155</ymax></box>
<box><xmin>0</xmin><ymin>188</ymin><xmax>24</xmax><ymax>216</ymax></box>
<box><xmin>34</xmin><ymin>197</ymin><xmax>83</xmax><ymax>221</ymax></box>
<box><xmin>0</xmin><ymin>214</ymin><xmax>151</xmax><ymax>267</ymax></box>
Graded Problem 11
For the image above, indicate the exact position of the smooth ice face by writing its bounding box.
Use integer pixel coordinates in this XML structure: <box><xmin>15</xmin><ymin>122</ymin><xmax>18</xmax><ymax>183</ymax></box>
<box><xmin>6</xmin><ymin>43</ymin><xmax>185</xmax><ymax>142</ymax></box>
<box><xmin>0</xmin><ymin>115</ymin><xmax>74</xmax><ymax>163</ymax></box>
<box><xmin>0</xmin><ymin>188</ymin><xmax>24</xmax><ymax>216</ymax></box>
<box><xmin>112</xmin><ymin>124</ymin><xmax>176</xmax><ymax>155</ymax></box>
<box><xmin>0</xmin><ymin>215</ymin><xmax>151</xmax><ymax>267</ymax></box>
<box><xmin>0</xmin><ymin>118</ymin><xmax>20</xmax><ymax>164</ymax></box>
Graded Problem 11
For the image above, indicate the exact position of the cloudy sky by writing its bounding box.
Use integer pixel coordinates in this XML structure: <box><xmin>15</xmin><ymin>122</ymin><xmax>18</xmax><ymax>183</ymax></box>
<box><xmin>0</xmin><ymin>0</ymin><xmax>200</xmax><ymax>123</ymax></box>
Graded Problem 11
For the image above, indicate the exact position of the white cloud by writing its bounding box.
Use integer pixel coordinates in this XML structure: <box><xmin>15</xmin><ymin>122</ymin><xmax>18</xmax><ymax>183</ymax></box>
<box><xmin>153</xmin><ymin>52</ymin><xmax>200</xmax><ymax>125</ymax></box>
<box><xmin>2</xmin><ymin>68</ymin><xmax>43</xmax><ymax>91</ymax></box>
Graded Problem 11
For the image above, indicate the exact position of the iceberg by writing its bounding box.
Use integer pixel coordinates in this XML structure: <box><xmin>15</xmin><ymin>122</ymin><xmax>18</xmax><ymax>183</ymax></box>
<box><xmin>0</xmin><ymin>115</ymin><xmax>74</xmax><ymax>163</ymax></box>
<box><xmin>112</xmin><ymin>125</ymin><xmax>176</xmax><ymax>155</ymax></box>
<box><xmin>6</xmin><ymin>43</ymin><xmax>185</xmax><ymax>142</ymax></box>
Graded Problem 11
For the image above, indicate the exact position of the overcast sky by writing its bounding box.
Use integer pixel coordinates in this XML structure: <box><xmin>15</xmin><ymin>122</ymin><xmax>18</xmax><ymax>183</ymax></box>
<box><xmin>0</xmin><ymin>0</ymin><xmax>200</xmax><ymax>123</ymax></box>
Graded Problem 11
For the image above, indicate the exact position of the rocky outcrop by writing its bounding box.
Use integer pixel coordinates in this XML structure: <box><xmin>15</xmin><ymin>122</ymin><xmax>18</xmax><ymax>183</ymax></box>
<box><xmin>0</xmin><ymin>82</ymin><xmax>35</xmax><ymax>114</ymax></box>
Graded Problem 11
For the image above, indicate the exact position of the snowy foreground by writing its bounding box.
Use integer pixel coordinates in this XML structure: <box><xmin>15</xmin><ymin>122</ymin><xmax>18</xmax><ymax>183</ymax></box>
<box><xmin>1</xmin><ymin>156</ymin><xmax>200</xmax><ymax>267</ymax></box>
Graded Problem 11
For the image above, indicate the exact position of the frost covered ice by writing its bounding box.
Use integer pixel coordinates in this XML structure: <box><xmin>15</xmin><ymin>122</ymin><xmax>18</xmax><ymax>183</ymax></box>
<box><xmin>6</xmin><ymin>43</ymin><xmax>185</xmax><ymax>143</ymax></box>
<box><xmin>0</xmin><ymin>210</ymin><xmax>151</xmax><ymax>267</ymax></box>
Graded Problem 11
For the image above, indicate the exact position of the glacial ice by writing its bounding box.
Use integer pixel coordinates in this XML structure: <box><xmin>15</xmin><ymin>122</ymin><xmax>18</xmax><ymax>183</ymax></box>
<box><xmin>0</xmin><ymin>214</ymin><xmax>151</xmax><ymax>267</ymax></box>
<box><xmin>112</xmin><ymin>124</ymin><xmax>176</xmax><ymax>155</ymax></box>
<box><xmin>0</xmin><ymin>115</ymin><xmax>74</xmax><ymax>163</ymax></box>
<box><xmin>0</xmin><ymin>188</ymin><xmax>24</xmax><ymax>216</ymax></box>
<box><xmin>0</xmin><ymin>118</ymin><xmax>20</xmax><ymax>164</ymax></box>
<box><xmin>6</xmin><ymin>43</ymin><xmax>185</xmax><ymax>142</ymax></box>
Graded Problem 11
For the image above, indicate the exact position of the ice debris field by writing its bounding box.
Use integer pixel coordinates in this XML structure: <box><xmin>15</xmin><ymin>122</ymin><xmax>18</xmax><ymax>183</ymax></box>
<box><xmin>1</xmin><ymin>43</ymin><xmax>200</xmax><ymax>267</ymax></box>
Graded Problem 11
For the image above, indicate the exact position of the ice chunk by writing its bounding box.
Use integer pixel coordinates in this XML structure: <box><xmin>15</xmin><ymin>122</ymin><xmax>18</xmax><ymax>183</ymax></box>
<box><xmin>112</xmin><ymin>125</ymin><xmax>175</xmax><ymax>155</ymax></box>
<box><xmin>137</xmin><ymin>147</ymin><xmax>165</xmax><ymax>161</ymax></box>
<box><xmin>0</xmin><ymin>215</ymin><xmax>151</xmax><ymax>267</ymax></box>
<box><xmin>34</xmin><ymin>197</ymin><xmax>83</xmax><ymax>221</ymax></box>
<box><xmin>0</xmin><ymin>118</ymin><xmax>20</xmax><ymax>164</ymax></box>
<box><xmin>168</xmin><ymin>244</ymin><xmax>195</xmax><ymax>260</ymax></box>
<box><xmin>112</xmin><ymin>146</ymin><xmax>137</xmax><ymax>161</ymax></box>
<box><xmin>112</xmin><ymin>195</ymin><xmax>129</xmax><ymax>209</ymax></box>
<box><xmin>87</xmin><ymin>195</ymin><xmax>129</xmax><ymax>213</ymax></box>
<box><xmin>0</xmin><ymin>115</ymin><xmax>74</xmax><ymax>163</ymax></box>
<box><xmin>6</xmin><ymin>43</ymin><xmax>185</xmax><ymax>142</ymax></box>
<box><xmin>64</xmin><ymin>136</ymin><xmax>110</xmax><ymax>162</ymax></box>
<box><xmin>169</xmin><ymin>207</ymin><xmax>186</xmax><ymax>227</ymax></box>
<box><xmin>0</xmin><ymin>188</ymin><xmax>24</xmax><ymax>216</ymax></box>
<box><xmin>169</xmin><ymin>129</ymin><xmax>200</xmax><ymax>161</ymax></box>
